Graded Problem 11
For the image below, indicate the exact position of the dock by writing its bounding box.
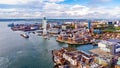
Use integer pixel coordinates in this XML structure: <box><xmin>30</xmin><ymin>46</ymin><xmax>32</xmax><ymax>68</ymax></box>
<box><xmin>56</xmin><ymin>38</ymin><xmax>65</xmax><ymax>43</ymax></box>
<box><xmin>65</xmin><ymin>41</ymin><xmax>91</xmax><ymax>45</ymax></box>
<box><xmin>56</xmin><ymin>38</ymin><xmax>91</xmax><ymax>45</ymax></box>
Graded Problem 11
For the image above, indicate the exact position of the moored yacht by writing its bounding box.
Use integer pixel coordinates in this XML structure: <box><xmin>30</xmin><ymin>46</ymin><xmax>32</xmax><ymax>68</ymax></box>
<box><xmin>20</xmin><ymin>33</ymin><xmax>29</xmax><ymax>38</ymax></box>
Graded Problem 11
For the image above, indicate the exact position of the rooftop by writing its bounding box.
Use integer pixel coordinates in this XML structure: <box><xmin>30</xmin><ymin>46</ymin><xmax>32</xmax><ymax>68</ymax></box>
<box><xmin>89</xmin><ymin>48</ymin><xmax>112</xmax><ymax>57</ymax></box>
<box><xmin>107</xmin><ymin>39</ymin><xmax>120</xmax><ymax>43</ymax></box>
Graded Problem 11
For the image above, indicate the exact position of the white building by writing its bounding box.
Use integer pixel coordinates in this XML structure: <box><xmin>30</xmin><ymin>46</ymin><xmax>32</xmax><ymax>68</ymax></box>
<box><xmin>64</xmin><ymin>22</ymin><xmax>72</xmax><ymax>24</ymax></box>
<box><xmin>63</xmin><ymin>53</ymin><xmax>77</xmax><ymax>65</ymax></box>
<box><xmin>48</xmin><ymin>28</ymin><xmax>59</xmax><ymax>34</ymax></box>
<box><xmin>114</xmin><ymin>21</ymin><xmax>120</xmax><ymax>27</ymax></box>
<box><xmin>98</xmin><ymin>39</ymin><xmax>120</xmax><ymax>55</ymax></box>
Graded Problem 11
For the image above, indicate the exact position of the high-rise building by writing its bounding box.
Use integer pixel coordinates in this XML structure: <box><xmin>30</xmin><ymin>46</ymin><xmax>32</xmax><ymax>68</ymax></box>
<box><xmin>88</xmin><ymin>20</ymin><xmax>91</xmax><ymax>29</ymax></box>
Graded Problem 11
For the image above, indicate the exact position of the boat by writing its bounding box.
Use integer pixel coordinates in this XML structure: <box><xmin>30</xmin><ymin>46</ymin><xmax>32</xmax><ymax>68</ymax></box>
<box><xmin>20</xmin><ymin>34</ymin><xmax>29</xmax><ymax>38</ymax></box>
<box><xmin>35</xmin><ymin>32</ymin><xmax>42</xmax><ymax>36</ymax></box>
<box><xmin>32</xmin><ymin>31</ymin><xmax>35</xmax><ymax>34</ymax></box>
<box><xmin>34</xmin><ymin>30</ymin><xmax>43</xmax><ymax>36</ymax></box>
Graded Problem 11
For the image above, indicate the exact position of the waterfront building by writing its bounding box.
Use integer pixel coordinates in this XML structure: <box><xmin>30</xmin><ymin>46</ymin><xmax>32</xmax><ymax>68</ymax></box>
<box><xmin>67</xmin><ymin>37</ymin><xmax>73</xmax><ymax>42</ymax></box>
<box><xmin>52</xmin><ymin>47</ymin><xmax>103</xmax><ymax>68</ymax></box>
<box><xmin>30</xmin><ymin>25</ymin><xmax>39</xmax><ymax>30</ymax></box>
<box><xmin>48</xmin><ymin>28</ymin><xmax>60</xmax><ymax>34</ymax></box>
<box><xmin>98</xmin><ymin>39</ymin><xmax>120</xmax><ymax>55</ymax></box>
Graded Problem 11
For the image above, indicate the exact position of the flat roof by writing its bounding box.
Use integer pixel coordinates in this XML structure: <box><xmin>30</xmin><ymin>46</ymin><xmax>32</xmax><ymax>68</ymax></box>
<box><xmin>107</xmin><ymin>39</ymin><xmax>120</xmax><ymax>43</ymax></box>
<box><xmin>89</xmin><ymin>48</ymin><xmax>112</xmax><ymax>57</ymax></box>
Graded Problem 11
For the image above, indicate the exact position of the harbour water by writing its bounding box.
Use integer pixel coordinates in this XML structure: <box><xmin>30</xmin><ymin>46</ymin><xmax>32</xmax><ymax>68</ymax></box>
<box><xmin>0</xmin><ymin>21</ymin><xmax>97</xmax><ymax>68</ymax></box>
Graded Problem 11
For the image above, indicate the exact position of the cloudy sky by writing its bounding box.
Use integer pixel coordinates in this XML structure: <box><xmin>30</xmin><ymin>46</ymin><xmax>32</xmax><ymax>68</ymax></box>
<box><xmin>0</xmin><ymin>0</ymin><xmax>120</xmax><ymax>19</ymax></box>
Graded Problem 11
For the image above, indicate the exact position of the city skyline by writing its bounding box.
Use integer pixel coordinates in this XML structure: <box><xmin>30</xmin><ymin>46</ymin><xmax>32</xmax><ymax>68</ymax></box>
<box><xmin>0</xmin><ymin>0</ymin><xmax>120</xmax><ymax>19</ymax></box>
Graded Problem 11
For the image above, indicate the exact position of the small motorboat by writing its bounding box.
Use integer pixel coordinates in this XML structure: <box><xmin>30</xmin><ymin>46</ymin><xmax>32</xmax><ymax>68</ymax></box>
<box><xmin>35</xmin><ymin>30</ymin><xmax>43</xmax><ymax>36</ymax></box>
<box><xmin>20</xmin><ymin>33</ymin><xmax>29</xmax><ymax>38</ymax></box>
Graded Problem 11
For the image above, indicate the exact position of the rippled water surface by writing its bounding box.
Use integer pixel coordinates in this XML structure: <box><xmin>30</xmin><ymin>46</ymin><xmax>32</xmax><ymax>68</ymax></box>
<box><xmin>0</xmin><ymin>21</ymin><xmax>97</xmax><ymax>68</ymax></box>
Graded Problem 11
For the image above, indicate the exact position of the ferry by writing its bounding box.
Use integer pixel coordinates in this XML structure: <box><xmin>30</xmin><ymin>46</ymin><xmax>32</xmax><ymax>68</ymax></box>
<box><xmin>20</xmin><ymin>34</ymin><xmax>29</xmax><ymax>38</ymax></box>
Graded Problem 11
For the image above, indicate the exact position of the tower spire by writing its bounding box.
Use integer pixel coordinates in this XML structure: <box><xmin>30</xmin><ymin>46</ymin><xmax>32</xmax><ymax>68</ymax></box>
<box><xmin>42</xmin><ymin>17</ymin><xmax>47</xmax><ymax>35</ymax></box>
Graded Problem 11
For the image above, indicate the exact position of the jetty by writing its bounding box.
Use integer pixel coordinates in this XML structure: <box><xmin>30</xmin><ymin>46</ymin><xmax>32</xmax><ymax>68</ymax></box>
<box><xmin>56</xmin><ymin>38</ymin><xmax>90</xmax><ymax>45</ymax></box>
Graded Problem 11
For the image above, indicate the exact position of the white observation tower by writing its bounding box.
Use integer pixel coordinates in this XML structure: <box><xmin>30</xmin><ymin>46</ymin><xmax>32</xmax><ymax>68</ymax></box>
<box><xmin>42</xmin><ymin>17</ymin><xmax>47</xmax><ymax>35</ymax></box>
